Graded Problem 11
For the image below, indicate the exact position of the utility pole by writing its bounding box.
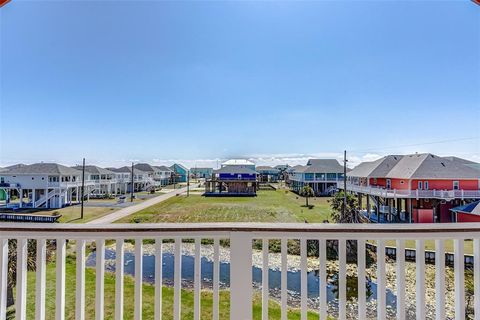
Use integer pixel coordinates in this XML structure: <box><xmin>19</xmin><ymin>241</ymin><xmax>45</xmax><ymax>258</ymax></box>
<box><xmin>81</xmin><ymin>158</ymin><xmax>85</xmax><ymax>220</ymax></box>
<box><xmin>343</xmin><ymin>150</ymin><xmax>348</xmax><ymax>217</ymax></box>
<box><xmin>187</xmin><ymin>170</ymin><xmax>190</xmax><ymax>196</ymax></box>
<box><xmin>131</xmin><ymin>162</ymin><xmax>134</xmax><ymax>202</ymax></box>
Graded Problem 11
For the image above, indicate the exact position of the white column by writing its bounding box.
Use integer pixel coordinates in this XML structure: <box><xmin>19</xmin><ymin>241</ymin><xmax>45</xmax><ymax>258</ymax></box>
<box><xmin>44</xmin><ymin>188</ymin><xmax>48</xmax><ymax>208</ymax></box>
<box><xmin>31</xmin><ymin>189</ymin><xmax>35</xmax><ymax>207</ymax></box>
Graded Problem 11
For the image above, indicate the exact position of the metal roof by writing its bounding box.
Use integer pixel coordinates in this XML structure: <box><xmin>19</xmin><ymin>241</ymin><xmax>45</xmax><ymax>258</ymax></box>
<box><xmin>221</xmin><ymin>159</ymin><xmax>255</xmax><ymax>166</ymax></box>
<box><xmin>450</xmin><ymin>201</ymin><xmax>480</xmax><ymax>215</ymax></box>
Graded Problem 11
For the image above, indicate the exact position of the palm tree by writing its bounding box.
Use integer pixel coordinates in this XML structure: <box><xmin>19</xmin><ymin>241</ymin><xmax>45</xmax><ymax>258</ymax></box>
<box><xmin>328</xmin><ymin>190</ymin><xmax>368</xmax><ymax>223</ymax></box>
<box><xmin>299</xmin><ymin>185</ymin><xmax>314</xmax><ymax>207</ymax></box>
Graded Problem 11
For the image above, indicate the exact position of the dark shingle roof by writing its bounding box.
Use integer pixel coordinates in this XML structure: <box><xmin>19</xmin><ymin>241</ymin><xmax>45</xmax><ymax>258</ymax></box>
<box><xmin>3</xmin><ymin>163</ymin><xmax>82</xmax><ymax>176</ymax></box>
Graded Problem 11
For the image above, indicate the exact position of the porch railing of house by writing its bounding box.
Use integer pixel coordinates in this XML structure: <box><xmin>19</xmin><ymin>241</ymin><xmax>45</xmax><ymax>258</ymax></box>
<box><xmin>338</xmin><ymin>181</ymin><xmax>480</xmax><ymax>200</ymax></box>
<box><xmin>0</xmin><ymin>223</ymin><xmax>479</xmax><ymax>320</ymax></box>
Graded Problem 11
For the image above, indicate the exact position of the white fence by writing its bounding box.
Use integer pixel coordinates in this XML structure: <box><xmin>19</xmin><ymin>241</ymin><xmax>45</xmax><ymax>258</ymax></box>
<box><xmin>0</xmin><ymin>223</ymin><xmax>479</xmax><ymax>320</ymax></box>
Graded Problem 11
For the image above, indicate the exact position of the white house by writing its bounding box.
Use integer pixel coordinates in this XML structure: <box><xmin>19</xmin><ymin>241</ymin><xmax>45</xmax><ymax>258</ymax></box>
<box><xmin>108</xmin><ymin>166</ymin><xmax>152</xmax><ymax>193</ymax></box>
<box><xmin>71</xmin><ymin>165</ymin><xmax>118</xmax><ymax>197</ymax></box>
<box><xmin>0</xmin><ymin>163</ymin><xmax>95</xmax><ymax>208</ymax></box>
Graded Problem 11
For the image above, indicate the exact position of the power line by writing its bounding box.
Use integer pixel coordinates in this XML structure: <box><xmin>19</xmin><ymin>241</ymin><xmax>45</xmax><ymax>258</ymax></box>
<box><xmin>348</xmin><ymin>137</ymin><xmax>479</xmax><ymax>153</ymax></box>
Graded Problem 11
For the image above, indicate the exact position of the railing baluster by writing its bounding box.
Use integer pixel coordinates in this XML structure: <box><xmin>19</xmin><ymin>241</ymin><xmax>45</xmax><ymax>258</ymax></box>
<box><xmin>0</xmin><ymin>239</ymin><xmax>8</xmax><ymax>320</ymax></box>
<box><xmin>281</xmin><ymin>238</ymin><xmax>288</xmax><ymax>320</ymax></box>
<box><xmin>319</xmin><ymin>239</ymin><xmax>327</xmax><ymax>320</ymax></box>
<box><xmin>135</xmin><ymin>239</ymin><xmax>143</xmax><ymax>320</ymax></box>
<box><xmin>435</xmin><ymin>239</ymin><xmax>445</xmax><ymax>320</ymax></box>
<box><xmin>230</xmin><ymin>232</ymin><xmax>252</xmax><ymax>320</ymax></box>
<box><xmin>454</xmin><ymin>239</ymin><xmax>465</xmax><ymax>320</ymax></box>
<box><xmin>338</xmin><ymin>239</ymin><xmax>346</xmax><ymax>320</ymax></box>
<box><xmin>56</xmin><ymin>238</ymin><xmax>66</xmax><ymax>320</ymax></box>
<box><xmin>16</xmin><ymin>238</ymin><xmax>27</xmax><ymax>320</ymax></box>
<box><xmin>194</xmin><ymin>238</ymin><xmax>201</xmax><ymax>320</ymax></box>
<box><xmin>416</xmin><ymin>240</ymin><xmax>425</xmax><ymax>320</ymax></box>
<box><xmin>396</xmin><ymin>239</ymin><xmax>406</xmax><ymax>320</ymax></box>
<box><xmin>36</xmin><ymin>239</ymin><xmax>47</xmax><ymax>320</ymax></box>
<box><xmin>213</xmin><ymin>238</ymin><xmax>220</xmax><ymax>320</ymax></box>
<box><xmin>174</xmin><ymin>238</ymin><xmax>182</xmax><ymax>320</ymax></box>
<box><xmin>96</xmin><ymin>239</ymin><xmax>105</xmax><ymax>320</ymax></box>
<box><xmin>262</xmin><ymin>238</ymin><xmax>269</xmax><ymax>320</ymax></box>
<box><xmin>474</xmin><ymin>238</ymin><xmax>480</xmax><ymax>320</ymax></box>
<box><xmin>377</xmin><ymin>240</ymin><xmax>386</xmax><ymax>320</ymax></box>
<box><xmin>76</xmin><ymin>240</ymin><xmax>86</xmax><ymax>320</ymax></box>
<box><xmin>357</xmin><ymin>239</ymin><xmax>366</xmax><ymax>319</ymax></box>
<box><xmin>155</xmin><ymin>238</ymin><xmax>163</xmax><ymax>320</ymax></box>
<box><xmin>115</xmin><ymin>239</ymin><xmax>124</xmax><ymax>320</ymax></box>
<box><xmin>300</xmin><ymin>238</ymin><xmax>307</xmax><ymax>320</ymax></box>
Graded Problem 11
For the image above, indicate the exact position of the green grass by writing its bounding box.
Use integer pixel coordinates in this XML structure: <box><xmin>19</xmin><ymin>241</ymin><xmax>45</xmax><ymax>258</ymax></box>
<box><xmin>18</xmin><ymin>257</ymin><xmax>321</xmax><ymax>319</ymax></box>
<box><xmin>117</xmin><ymin>190</ymin><xmax>333</xmax><ymax>224</ymax></box>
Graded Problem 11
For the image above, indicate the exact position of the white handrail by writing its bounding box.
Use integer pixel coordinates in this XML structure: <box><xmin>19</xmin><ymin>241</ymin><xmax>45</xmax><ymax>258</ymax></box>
<box><xmin>0</xmin><ymin>223</ymin><xmax>479</xmax><ymax>320</ymax></box>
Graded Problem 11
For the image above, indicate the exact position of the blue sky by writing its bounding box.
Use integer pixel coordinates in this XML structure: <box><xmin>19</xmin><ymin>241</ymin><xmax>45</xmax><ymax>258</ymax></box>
<box><xmin>0</xmin><ymin>0</ymin><xmax>479</xmax><ymax>168</ymax></box>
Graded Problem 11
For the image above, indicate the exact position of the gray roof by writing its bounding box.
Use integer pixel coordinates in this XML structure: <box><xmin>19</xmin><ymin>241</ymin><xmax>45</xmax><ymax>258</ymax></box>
<box><xmin>108</xmin><ymin>166</ymin><xmax>147</xmax><ymax>175</ymax></box>
<box><xmin>134</xmin><ymin>163</ymin><xmax>161</xmax><ymax>173</ymax></box>
<box><xmin>295</xmin><ymin>159</ymin><xmax>344</xmax><ymax>173</ymax></box>
<box><xmin>2</xmin><ymin>163</ymin><xmax>82</xmax><ymax>176</ymax></box>
<box><xmin>154</xmin><ymin>165</ymin><xmax>174</xmax><ymax>172</ymax></box>
<box><xmin>256</xmin><ymin>165</ymin><xmax>276</xmax><ymax>170</ymax></box>
<box><xmin>386</xmin><ymin>153</ymin><xmax>480</xmax><ymax>179</ymax></box>
<box><xmin>214</xmin><ymin>165</ymin><xmax>257</xmax><ymax>175</ymax></box>
<box><xmin>71</xmin><ymin>165</ymin><xmax>116</xmax><ymax>175</ymax></box>
<box><xmin>348</xmin><ymin>155</ymin><xmax>403</xmax><ymax>178</ymax></box>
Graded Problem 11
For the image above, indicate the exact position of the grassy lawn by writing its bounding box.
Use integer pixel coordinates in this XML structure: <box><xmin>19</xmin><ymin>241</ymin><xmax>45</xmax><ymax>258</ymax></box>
<box><xmin>16</xmin><ymin>257</ymin><xmax>321</xmax><ymax>320</ymax></box>
<box><xmin>117</xmin><ymin>190</ymin><xmax>333</xmax><ymax>224</ymax></box>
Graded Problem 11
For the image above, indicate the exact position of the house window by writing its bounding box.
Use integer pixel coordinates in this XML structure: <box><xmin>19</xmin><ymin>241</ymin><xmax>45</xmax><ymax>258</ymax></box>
<box><xmin>418</xmin><ymin>181</ymin><xmax>423</xmax><ymax>190</ymax></box>
<box><xmin>373</xmin><ymin>178</ymin><xmax>377</xmax><ymax>185</ymax></box>
<box><xmin>453</xmin><ymin>181</ymin><xmax>459</xmax><ymax>190</ymax></box>
<box><xmin>424</xmin><ymin>181</ymin><xmax>429</xmax><ymax>190</ymax></box>
<box><xmin>0</xmin><ymin>177</ymin><xmax>4</xmax><ymax>183</ymax></box>
<box><xmin>386</xmin><ymin>179</ymin><xmax>391</xmax><ymax>189</ymax></box>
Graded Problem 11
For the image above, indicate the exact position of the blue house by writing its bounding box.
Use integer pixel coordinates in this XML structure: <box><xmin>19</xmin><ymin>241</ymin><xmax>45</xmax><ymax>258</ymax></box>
<box><xmin>204</xmin><ymin>165</ymin><xmax>257</xmax><ymax>196</ymax></box>
<box><xmin>170</xmin><ymin>163</ymin><xmax>188</xmax><ymax>183</ymax></box>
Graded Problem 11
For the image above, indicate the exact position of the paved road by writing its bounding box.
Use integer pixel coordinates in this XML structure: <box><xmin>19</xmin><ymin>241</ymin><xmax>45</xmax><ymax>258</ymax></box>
<box><xmin>87</xmin><ymin>185</ymin><xmax>193</xmax><ymax>224</ymax></box>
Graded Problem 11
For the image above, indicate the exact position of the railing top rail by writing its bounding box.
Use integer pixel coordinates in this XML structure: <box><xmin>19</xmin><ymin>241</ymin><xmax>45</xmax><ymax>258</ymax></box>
<box><xmin>1</xmin><ymin>222</ymin><xmax>480</xmax><ymax>234</ymax></box>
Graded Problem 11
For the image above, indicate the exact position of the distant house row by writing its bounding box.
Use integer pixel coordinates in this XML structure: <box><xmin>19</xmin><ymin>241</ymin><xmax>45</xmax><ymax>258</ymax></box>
<box><xmin>339</xmin><ymin>153</ymin><xmax>480</xmax><ymax>223</ymax></box>
<box><xmin>0</xmin><ymin>162</ymin><xmax>190</xmax><ymax>209</ymax></box>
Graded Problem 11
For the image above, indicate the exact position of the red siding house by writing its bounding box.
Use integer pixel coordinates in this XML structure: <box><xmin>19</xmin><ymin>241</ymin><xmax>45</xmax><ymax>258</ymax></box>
<box><xmin>339</xmin><ymin>153</ymin><xmax>480</xmax><ymax>223</ymax></box>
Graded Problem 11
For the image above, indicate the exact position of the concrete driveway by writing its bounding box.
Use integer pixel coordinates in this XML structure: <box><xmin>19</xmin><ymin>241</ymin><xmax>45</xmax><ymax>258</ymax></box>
<box><xmin>87</xmin><ymin>185</ymin><xmax>195</xmax><ymax>224</ymax></box>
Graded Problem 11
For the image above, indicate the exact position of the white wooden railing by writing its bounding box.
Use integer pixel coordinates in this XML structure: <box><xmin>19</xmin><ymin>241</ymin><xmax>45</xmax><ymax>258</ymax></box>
<box><xmin>338</xmin><ymin>182</ymin><xmax>480</xmax><ymax>200</ymax></box>
<box><xmin>0</xmin><ymin>223</ymin><xmax>480</xmax><ymax>320</ymax></box>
